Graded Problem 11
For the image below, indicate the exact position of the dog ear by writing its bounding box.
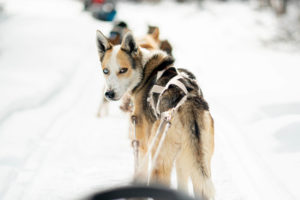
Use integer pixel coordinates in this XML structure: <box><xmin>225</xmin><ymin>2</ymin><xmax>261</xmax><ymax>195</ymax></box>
<box><xmin>147</xmin><ymin>26</ymin><xmax>160</xmax><ymax>41</ymax></box>
<box><xmin>151</xmin><ymin>27</ymin><xmax>160</xmax><ymax>41</ymax></box>
<box><xmin>96</xmin><ymin>30</ymin><xmax>111</xmax><ymax>59</ymax></box>
<box><xmin>160</xmin><ymin>40</ymin><xmax>173</xmax><ymax>56</ymax></box>
<box><xmin>121</xmin><ymin>32</ymin><xmax>138</xmax><ymax>54</ymax></box>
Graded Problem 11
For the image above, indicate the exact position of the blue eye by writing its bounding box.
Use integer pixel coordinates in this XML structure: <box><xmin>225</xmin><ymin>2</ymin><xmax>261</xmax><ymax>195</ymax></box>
<box><xmin>103</xmin><ymin>68</ymin><xmax>109</xmax><ymax>74</ymax></box>
<box><xmin>119</xmin><ymin>68</ymin><xmax>128</xmax><ymax>74</ymax></box>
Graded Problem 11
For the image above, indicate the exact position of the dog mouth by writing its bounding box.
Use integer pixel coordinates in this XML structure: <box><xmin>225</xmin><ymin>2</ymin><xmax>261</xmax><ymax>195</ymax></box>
<box><xmin>104</xmin><ymin>95</ymin><xmax>122</xmax><ymax>101</ymax></box>
<box><xmin>107</xmin><ymin>97</ymin><xmax>120</xmax><ymax>101</ymax></box>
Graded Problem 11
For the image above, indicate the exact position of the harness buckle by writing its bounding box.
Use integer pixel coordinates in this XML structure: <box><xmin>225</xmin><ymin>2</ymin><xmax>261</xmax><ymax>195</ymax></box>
<box><xmin>131</xmin><ymin>139</ymin><xmax>140</xmax><ymax>149</ymax></box>
<box><xmin>131</xmin><ymin>115</ymin><xmax>138</xmax><ymax>124</ymax></box>
<box><xmin>149</xmin><ymin>71</ymin><xmax>188</xmax><ymax>118</ymax></box>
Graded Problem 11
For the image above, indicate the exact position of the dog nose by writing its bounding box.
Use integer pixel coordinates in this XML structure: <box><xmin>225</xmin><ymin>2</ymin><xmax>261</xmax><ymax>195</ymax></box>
<box><xmin>105</xmin><ymin>90</ymin><xmax>115</xmax><ymax>99</ymax></box>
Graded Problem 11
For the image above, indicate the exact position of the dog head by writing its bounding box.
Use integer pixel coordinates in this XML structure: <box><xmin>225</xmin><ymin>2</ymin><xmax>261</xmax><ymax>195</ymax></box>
<box><xmin>96</xmin><ymin>30</ymin><xmax>143</xmax><ymax>101</ymax></box>
<box><xmin>136</xmin><ymin>26</ymin><xmax>160</xmax><ymax>51</ymax></box>
<box><xmin>137</xmin><ymin>26</ymin><xmax>173</xmax><ymax>56</ymax></box>
<box><xmin>108</xmin><ymin>21</ymin><xmax>129</xmax><ymax>45</ymax></box>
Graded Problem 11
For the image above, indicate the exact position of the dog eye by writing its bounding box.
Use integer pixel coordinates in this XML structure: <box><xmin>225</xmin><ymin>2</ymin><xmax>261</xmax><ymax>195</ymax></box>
<box><xmin>103</xmin><ymin>68</ymin><xmax>109</xmax><ymax>75</ymax></box>
<box><xmin>119</xmin><ymin>68</ymin><xmax>128</xmax><ymax>74</ymax></box>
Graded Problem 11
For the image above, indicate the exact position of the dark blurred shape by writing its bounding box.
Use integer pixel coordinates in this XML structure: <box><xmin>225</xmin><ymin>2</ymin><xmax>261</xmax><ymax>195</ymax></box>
<box><xmin>259</xmin><ymin>0</ymin><xmax>288</xmax><ymax>15</ymax></box>
<box><xmin>148</xmin><ymin>25</ymin><xmax>158</xmax><ymax>34</ymax></box>
<box><xmin>174</xmin><ymin>0</ymin><xmax>294</xmax><ymax>16</ymax></box>
<box><xmin>83</xmin><ymin>0</ymin><xmax>117</xmax><ymax>21</ymax></box>
<box><xmin>86</xmin><ymin>185</ymin><xmax>197</xmax><ymax>200</ymax></box>
<box><xmin>0</xmin><ymin>2</ymin><xmax>3</xmax><ymax>13</ymax></box>
<box><xmin>109</xmin><ymin>21</ymin><xmax>129</xmax><ymax>45</ymax></box>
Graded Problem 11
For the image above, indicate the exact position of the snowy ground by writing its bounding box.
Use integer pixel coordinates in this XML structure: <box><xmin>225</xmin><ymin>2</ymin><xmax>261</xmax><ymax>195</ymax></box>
<box><xmin>0</xmin><ymin>0</ymin><xmax>300</xmax><ymax>199</ymax></box>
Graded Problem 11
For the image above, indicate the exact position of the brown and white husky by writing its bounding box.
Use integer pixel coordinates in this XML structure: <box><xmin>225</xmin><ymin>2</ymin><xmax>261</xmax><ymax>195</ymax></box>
<box><xmin>96</xmin><ymin>30</ymin><xmax>215</xmax><ymax>200</ymax></box>
<box><xmin>97</xmin><ymin>25</ymin><xmax>173</xmax><ymax>117</ymax></box>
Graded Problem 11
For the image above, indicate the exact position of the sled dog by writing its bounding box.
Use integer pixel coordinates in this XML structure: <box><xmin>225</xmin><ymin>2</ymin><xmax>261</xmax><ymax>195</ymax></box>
<box><xmin>96</xmin><ymin>30</ymin><xmax>215</xmax><ymax>200</ymax></box>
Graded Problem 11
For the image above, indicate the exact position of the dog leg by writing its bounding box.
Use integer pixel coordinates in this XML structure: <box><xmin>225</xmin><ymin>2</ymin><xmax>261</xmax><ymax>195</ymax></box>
<box><xmin>131</xmin><ymin>115</ymin><xmax>151</xmax><ymax>184</ymax></box>
<box><xmin>175</xmin><ymin>154</ymin><xmax>189</xmax><ymax>193</ymax></box>
<box><xmin>133</xmin><ymin>142</ymin><xmax>149</xmax><ymax>184</ymax></box>
<box><xmin>149</xmin><ymin>153</ymin><xmax>174</xmax><ymax>187</ymax></box>
<box><xmin>130</xmin><ymin>145</ymin><xmax>149</xmax><ymax>200</ymax></box>
<box><xmin>149</xmin><ymin>130</ymin><xmax>179</xmax><ymax>187</ymax></box>
<box><xmin>97</xmin><ymin>96</ymin><xmax>109</xmax><ymax>117</ymax></box>
<box><xmin>119</xmin><ymin>93</ymin><xmax>132</xmax><ymax>113</ymax></box>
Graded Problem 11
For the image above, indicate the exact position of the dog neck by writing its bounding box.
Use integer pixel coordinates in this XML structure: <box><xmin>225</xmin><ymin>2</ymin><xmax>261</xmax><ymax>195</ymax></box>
<box><xmin>130</xmin><ymin>49</ymin><xmax>174</xmax><ymax>95</ymax></box>
<box><xmin>140</xmin><ymin>48</ymin><xmax>156</xmax><ymax>67</ymax></box>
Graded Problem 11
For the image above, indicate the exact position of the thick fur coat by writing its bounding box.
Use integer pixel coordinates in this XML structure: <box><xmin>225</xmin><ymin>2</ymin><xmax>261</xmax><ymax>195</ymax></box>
<box><xmin>96</xmin><ymin>30</ymin><xmax>215</xmax><ymax>200</ymax></box>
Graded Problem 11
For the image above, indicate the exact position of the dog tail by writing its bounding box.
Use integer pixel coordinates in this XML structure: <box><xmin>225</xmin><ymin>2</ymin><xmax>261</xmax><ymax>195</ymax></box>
<box><xmin>190</xmin><ymin>110</ymin><xmax>214</xmax><ymax>176</ymax></box>
<box><xmin>189</xmin><ymin>109</ymin><xmax>215</xmax><ymax>200</ymax></box>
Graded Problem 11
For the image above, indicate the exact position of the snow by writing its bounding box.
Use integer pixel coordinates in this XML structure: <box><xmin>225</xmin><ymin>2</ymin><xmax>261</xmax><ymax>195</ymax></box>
<box><xmin>0</xmin><ymin>0</ymin><xmax>300</xmax><ymax>199</ymax></box>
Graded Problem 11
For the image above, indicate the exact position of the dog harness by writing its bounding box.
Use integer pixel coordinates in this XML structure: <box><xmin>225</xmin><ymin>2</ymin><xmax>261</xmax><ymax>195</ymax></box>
<box><xmin>147</xmin><ymin>67</ymin><xmax>189</xmax><ymax>118</ymax></box>
<box><xmin>131</xmin><ymin>66</ymin><xmax>191</xmax><ymax>182</ymax></box>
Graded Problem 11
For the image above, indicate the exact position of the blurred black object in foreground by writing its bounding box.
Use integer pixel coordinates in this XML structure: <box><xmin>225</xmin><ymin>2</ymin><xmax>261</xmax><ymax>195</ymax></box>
<box><xmin>86</xmin><ymin>185</ymin><xmax>197</xmax><ymax>200</ymax></box>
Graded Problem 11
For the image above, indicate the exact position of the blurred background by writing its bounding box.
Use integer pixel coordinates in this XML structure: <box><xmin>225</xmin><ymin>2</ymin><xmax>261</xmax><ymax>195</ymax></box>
<box><xmin>0</xmin><ymin>0</ymin><xmax>299</xmax><ymax>199</ymax></box>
